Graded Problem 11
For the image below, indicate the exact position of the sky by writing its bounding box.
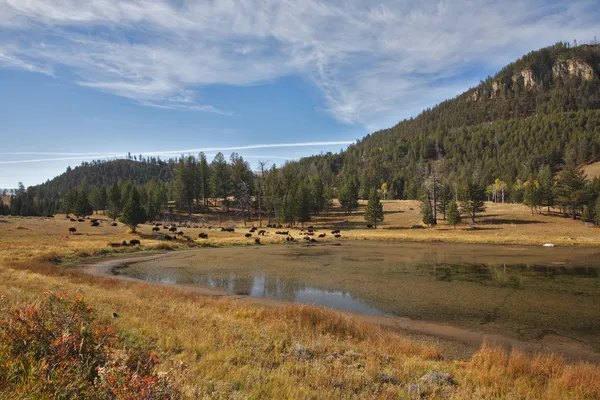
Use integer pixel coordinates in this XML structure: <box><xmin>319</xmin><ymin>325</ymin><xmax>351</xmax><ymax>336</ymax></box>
<box><xmin>1</xmin><ymin>0</ymin><xmax>599</xmax><ymax>188</ymax></box>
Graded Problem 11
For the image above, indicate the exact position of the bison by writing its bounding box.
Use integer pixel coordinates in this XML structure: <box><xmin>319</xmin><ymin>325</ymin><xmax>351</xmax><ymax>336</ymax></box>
<box><xmin>318</xmin><ymin>233</ymin><xmax>326</xmax><ymax>238</ymax></box>
<box><xmin>68</xmin><ymin>227</ymin><xmax>76</xmax><ymax>234</ymax></box>
<box><xmin>111</xmin><ymin>222</ymin><xmax>117</xmax><ymax>227</ymax></box>
<box><xmin>245</xmin><ymin>233</ymin><xmax>252</xmax><ymax>238</ymax></box>
<box><xmin>169</xmin><ymin>227</ymin><xmax>177</xmax><ymax>233</ymax></box>
<box><xmin>254</xmin><ymin>238</ymin><xmax>261</xmax><ymax>245</ymax></box>
<box><xmin>129</xmin><ymin>239</ymin><xmax>141</xmax><ymax>246</ymax></box>
<box><xmin>258</xmin><ymin>230</ymin><xmax>266</xmax><ymax>236</ymax></box>
<box><xmin>90</xmin><ymin>222</ymin><xmax>99</xmax><ymax>227</ymax></box>
<box><xmin>177</xmin><ymin>231</ymin><xmax>184</xmax><ymax>236</ymax></box>
<box><xmin>198</xmin><ymin>232</ymin><xmax>208</xmax><ymax>239</ymax></box>
<box><xmin>366</xmin><ymin>224</ymin><xmax>374</xmax><ymax>229</ymax></box>
<box><xmin>152</xmin><ymin>227</ymin><xmax>160</xmax><ymax>232</ymax></box>
<box><xmin>334</xmin><ymin>234</ymin><xmax>341</xmax><ymax>239</ymax></box>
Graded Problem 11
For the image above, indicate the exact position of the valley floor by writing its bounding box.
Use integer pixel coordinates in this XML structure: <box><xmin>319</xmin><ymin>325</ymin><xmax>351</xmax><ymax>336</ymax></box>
<box><xmin>1</xmin><ymin>201</ymin><xmax>600</xmax><ymax>398</ymax></box>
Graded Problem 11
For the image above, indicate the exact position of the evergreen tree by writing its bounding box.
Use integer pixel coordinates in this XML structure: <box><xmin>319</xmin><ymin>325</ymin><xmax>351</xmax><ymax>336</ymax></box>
<box><xmin>198</xmin><ymin>152</ymin><xmax>211</xmax><ymax>208</ymax></box>
<box><xmin>339</xmin><ymin>176</ymin><xmax>359</xmax><ymax>215</ymax></box>
<box><xmin>295</xmin><ymin>181</ymin><xmax>312</xmax><ymax>228</ymax></box>
<box><xmin>538</xmin><ymin>164</ymin><xmax>555</xmax><ymax>212</ymax></box>
<box><xmin>175</xmin><ymin>156</ymin><xmax>196</xmax><ymax>215</ymax></box>
<box><xmin>210</xmin><ymin>152</ymin><xmax>232</xmax><ymax>211</ymax></box>
<box><xmin>557</xmin><ymin>159</ymin><xmax>589</xmax><ymax>219</ymax></box>
<box><xmin>89</xmin><ymin>186</ymin><xmax>107</xmax><ymax>215</ymax></box>
<box><xmin>437</xmin><ymin>182</ymin><xmax>452</xmax><ymax>220</ymax></box>
<box><xmin>421</xmin><ymin>196</ymin><xmax>435</xmax><ymax>226</ymax></box>
<box><xmin>120</xmin><ymin>187</ymin><xmax>146</xmax><ymax>233</ymax></box>
<box><xmin>75</xmin><ymin>191</ymin><xmax>93</xmax><ymax>217</ymax></box>
<box><xmin>461</xmin><ymin>181</ymin><xmax>486</xmax><ymax>223</ymax></box>
<box><xmin>446</xmin><ymin>199</ymin><xmax>461</xmax><ymax>229</ymax></box>
<box><xmin>65</xmin><ymin>188</ymin><xmax>78</xmax><ymax>216</ymax></box>
<box><xmin>364</xmin><ymin>189</ymin><xmax>384</xmax><ymax>228</ymax></box>
<box><xmin>106</xmin><ymin>181</ymin><xmax>122</xmax><ymax>221</ymax></box>
<box><xmin>310</xmin><ymin>176</ymin><xmax>326</xmax><ymax>216</ymax></box>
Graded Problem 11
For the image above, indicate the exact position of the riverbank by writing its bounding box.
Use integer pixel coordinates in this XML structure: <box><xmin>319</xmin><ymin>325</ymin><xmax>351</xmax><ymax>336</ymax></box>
<box><xmin>73</xmin><ymin>245</ymin><xmax>600</xmax><ymax>364</ymax></box>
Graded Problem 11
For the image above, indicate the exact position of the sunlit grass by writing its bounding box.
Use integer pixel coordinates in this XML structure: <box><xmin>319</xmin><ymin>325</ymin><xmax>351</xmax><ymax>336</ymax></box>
<box><xmin>1</xmin><ymin>206</ymin><xmax>599</xmax><ymax>398</ymax></box>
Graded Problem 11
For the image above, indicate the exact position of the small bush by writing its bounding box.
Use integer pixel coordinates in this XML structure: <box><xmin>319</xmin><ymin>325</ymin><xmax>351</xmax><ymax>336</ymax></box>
<box><xmin>0</xmin><ymin>291</ymin><xmax>176</xmax><ymax>399</ymax></box>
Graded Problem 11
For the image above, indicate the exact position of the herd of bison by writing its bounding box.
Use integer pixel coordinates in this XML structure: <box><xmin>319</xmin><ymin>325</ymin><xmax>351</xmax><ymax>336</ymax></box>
<box><xmin>58</xmin><ymin>214</ymin><xmax>372</xmax><ymax>248</ymax></box>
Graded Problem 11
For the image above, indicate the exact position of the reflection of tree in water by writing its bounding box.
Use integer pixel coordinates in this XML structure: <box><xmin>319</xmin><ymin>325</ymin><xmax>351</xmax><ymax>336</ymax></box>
<box><xmin>424</xmin><ymin>261</ymin><xmax>598</xmax><ymax>288</ymax></box>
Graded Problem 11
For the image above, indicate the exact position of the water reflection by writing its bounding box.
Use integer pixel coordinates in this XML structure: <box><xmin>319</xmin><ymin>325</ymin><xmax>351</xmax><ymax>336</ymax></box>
<box><xmin>140</xmin><ymin>272</ymin><xmax>389</xmax><ymax>316</ymax></box>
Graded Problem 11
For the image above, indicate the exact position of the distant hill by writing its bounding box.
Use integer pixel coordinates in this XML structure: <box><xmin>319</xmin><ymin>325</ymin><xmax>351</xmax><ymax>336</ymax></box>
<box><xmin>30</xmin><ymin>158</ymin><xmax>175</xmax><ymax>199</ymax></box>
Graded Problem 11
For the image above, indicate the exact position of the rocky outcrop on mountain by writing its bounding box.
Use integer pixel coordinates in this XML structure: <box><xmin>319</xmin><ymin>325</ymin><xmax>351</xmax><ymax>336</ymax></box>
<box><xmin>470</xmin><ymin>53</ymin><xmax>598</xmax><ymax>102</ymax></box>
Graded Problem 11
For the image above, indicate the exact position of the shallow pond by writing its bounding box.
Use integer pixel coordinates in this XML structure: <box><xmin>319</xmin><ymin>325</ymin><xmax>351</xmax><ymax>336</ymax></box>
<box><xmin>116</xmin><ymin>241</ymin><xmax>600</xmax><ymax>350</ymax></box>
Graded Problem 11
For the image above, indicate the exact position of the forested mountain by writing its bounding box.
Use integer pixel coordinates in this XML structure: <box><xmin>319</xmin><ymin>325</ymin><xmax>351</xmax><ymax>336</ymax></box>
<box><xmin>7</xmin><ymin>42</ymin><xmax>600</xmax><ymax>223</ymax></box>
<box><xmin>298</xmin><ymin>42</ymin><xmax>600</xmax><ymax>199</ymax></box>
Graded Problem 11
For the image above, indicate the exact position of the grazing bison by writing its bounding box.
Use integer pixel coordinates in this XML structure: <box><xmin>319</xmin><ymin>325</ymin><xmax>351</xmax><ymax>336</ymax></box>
<box><xmin>70</xmin><ymin>218</ymin><xmax>76</xmax><ymax>222</ymax></box>
<box><xmin>152</xmin><ymin>227</ymin><xmax>160</xmax><ymax>232</ymax></box>
<box><xmin>121</xmin><ymin>240</ymin><xmax>128</xmax><ymax>246</ymax></box>
<box><xmin>366</xmin><ymin>224</ymin><xmax>374</xmax><ymax>229</ymax></box>
<box><xmin>68</xmin><ymin>227</ymin><xmax>76</xmax><ymax>234</ymax></box>
<box><xmin>90</xmin><ymin>221</ymin><xmax>99</xmax><ymax>227</ymax></box>
<box><xmin>245</xmin><ymin>233</ymin><xmax>252</xmax><ymax>238</ymax></box>
<box><xmin>258</xmin><ymin>230</ymin><xmax>266</xmax><ymax>236</ymax></box>
<box><xmin>286</xmin><ymin>236</ymin><xmax>295</xmax><ymax>242</ymax></box>
<box><xmin>177</xmin><ymin>231</ymin><xmax>184</xmax><ymax>236</ymax></box>
<box><xmin>198</xmin><ymin>232</ymin><xmax>208</xmax><ymax>239</ymax></box>
<box><xmin>334</xmin><ymin>234</ymin><xmax>341</xmax><ymax>239</ymax></box>
<box><xmin>254</xmin><ymin>238</ymin><xmax>261</xmax><ymax>245</ymax></box>
<box><xmin>318</xmin><ymin>233</ymin><xmax>326</xmax><ymax>238</ymax></box>
<box><xmin>249</xmin><ymin>227</ymin><xmax>257</xmax><ymax>232</ymax></box>
<box><xmin>78</xmin><ymin>219</ymin><xmax>85</xmax><ymax>222</ymax></box>
<box><xmin>310</xmin><ymin>238</ymin><xmax>317</xmax><ymax>243</ymax></box>
<box><xmin>331</xmin><ymin>229</ymin><xmax>340</xmax><ymax>234</ymax></box>
<box><xmin>129</xmin><ymin>239</ymin><xmax>141</xmax><ymax>246</ymax></box>
<box><xmin>164</xmin><ymin>235</ymin><xmax>173</xmax><ymax>241</ymax></box>
<box><xmin>111</xmin><ymin>222</ymin><xmax>117</xmax><ymax>227</ymax></box>
<box><xmin>169</xmin><ymin>227</ymin><xmax>177</xmax><ymax>233</ymax></box>
<box><xmin>221</xmin><ymin>227</ymin><xmax>235</xmax><ymax>233</ymax></box>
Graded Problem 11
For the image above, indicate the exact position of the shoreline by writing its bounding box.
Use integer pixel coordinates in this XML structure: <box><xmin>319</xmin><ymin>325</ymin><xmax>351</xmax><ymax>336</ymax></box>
<box><xmin>72</xmin><ymin>247</ymin><xmax>600</xmax><ymax>363</ymax></box>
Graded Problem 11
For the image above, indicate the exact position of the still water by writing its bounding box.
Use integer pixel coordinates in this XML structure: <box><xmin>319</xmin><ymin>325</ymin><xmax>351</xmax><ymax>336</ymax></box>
<box><xmin>115</xmin><ymin>242</ymin><xmax>600</xmax><ymax>349</ymax></box>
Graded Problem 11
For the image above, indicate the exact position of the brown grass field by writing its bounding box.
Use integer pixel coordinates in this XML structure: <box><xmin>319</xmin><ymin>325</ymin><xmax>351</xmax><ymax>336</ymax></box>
<box><xmin>1</xmin><ymin>201</ymin><xmax>600</xmax><ymax>398</ymax></box>
<box><xmin>583</xmin><ymin>160</ymin><xmax>600</xmax><ymax>180</ymax></box>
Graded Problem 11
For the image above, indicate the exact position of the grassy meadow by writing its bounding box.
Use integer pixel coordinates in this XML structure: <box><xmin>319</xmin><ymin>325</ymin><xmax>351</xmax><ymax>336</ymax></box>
<box><xmin>1</xmin><ymin>201</ymin><xmax>600</xmax><ymax>398</ymax></box>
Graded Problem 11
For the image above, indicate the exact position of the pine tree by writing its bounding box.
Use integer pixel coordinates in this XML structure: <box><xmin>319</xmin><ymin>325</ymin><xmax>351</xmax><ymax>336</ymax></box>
<box><xmin>421</xmin><ymin>197</ymin><xmax>435</xmax><ymax>226</ymax></box>
<box><xmin>65</xmin><ymin>189</ymin><xmax>78</xmax><ymax>216</ymax></box>
<box><xmin>75</xmin><ymin>191</ymin><xmax>93</xmax><ymax>217</ymax></box>
<box><xmin>210</xmin><ymin>152</ymin><xmax>232</xmax><ymax>211</ymax></box>
<box><xmin>538</xmin><ymin>164</ymin><xmax>555</xmax><ymax>212</ymax></box>
<box><xmin>120</xmin><ymin>187</ymin><xmax>146</xmax><ymax>233</ymax></box>
<box><xmin>106</xmin><ymin>181</ymin><xmax>122</xmax><ymax>221</ymax></box>
<box><xmin>461</xmin><ymin>181</ymin><xmax>486</xmax><ymax>223</ymax></box>
<box><xmin>446</xmin><ymin>200</ymin><xmax>461</xmax><ymax>229</ymax></box>
<box><xmin>364</xmin><ymin>189</ymin><xmax>384</xmax><ymax>228</ymax></box>
<box><xmin>339</xmin><ymin>176</ymin><xmax>359</xmax><ymax>215</ymax></box>
<box><xmin>557</xmin><ymin>159</ymin><xmax>589</xmax><ymax>219</ymax></box>
<box><xmin>437</xmin><ymin>182</ymin><xmax>452</xmax><ymax>220</ymax></box>
<box><xmin>295</xmin><ymin>181</ymin><xmax>312</xmax><ymax>228</ymax></box>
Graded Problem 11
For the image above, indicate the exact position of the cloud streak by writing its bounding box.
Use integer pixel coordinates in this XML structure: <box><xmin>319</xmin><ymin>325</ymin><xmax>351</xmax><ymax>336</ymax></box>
<box><xmin>0</xmin><ymin>140</ymin><xmax>354</xmax><ymax>164</ymax></box>
<box><xmin>1</xmin><ymin>1</ymin><xmax>599</xmax><ymax>125</ymax></box>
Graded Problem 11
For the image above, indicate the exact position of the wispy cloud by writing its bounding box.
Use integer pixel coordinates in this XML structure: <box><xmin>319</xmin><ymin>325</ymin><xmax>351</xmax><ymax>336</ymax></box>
<box><xmin>1</xmin><ymin>0</ymin><xmax>599</xmax><ymax>125</ymax></box>
<box><xmin>0</xmin><ymin>140</ymin><xmax>354</xmax><ymax>164</ymax></box>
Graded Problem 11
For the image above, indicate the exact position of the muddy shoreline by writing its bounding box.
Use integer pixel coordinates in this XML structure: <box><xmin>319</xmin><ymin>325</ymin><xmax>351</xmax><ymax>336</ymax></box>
<box><xmin>72</xmin><ymin>246</ymin><xmax>600</xmax><ymax>363</ymax></box>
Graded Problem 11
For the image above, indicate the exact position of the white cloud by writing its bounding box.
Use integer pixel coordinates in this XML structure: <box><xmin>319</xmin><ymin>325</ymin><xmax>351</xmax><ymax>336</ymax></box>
<box><xmin>1</xmin><ymin>0</ymin><xmax>599</xmax><ymax>125</ymax></box>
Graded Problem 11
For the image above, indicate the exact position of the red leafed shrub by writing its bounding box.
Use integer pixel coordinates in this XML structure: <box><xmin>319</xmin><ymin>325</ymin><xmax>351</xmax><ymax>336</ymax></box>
<box><xmin>0</xmin><ymin>291</ymin><xmax>177</xmax><ymax>399</ymax></box>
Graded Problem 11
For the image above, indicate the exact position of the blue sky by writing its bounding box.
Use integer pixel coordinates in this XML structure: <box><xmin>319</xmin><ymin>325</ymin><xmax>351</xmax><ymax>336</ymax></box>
<box><xmin>1</xmin><ymin>0</ymin><xmax>599</xmax><ymax>188</ymax></box>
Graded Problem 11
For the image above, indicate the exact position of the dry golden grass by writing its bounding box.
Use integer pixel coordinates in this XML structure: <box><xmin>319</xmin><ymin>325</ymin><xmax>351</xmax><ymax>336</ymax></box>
<box><xmin>582</xmin><ymin>161</ymin><xmax>600</xmax><ymax>180</ymax></box>
<box><xmin>1</xmin><ymin>208</ymin><xmax>600</xmax><ymax>398</ymax></box>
